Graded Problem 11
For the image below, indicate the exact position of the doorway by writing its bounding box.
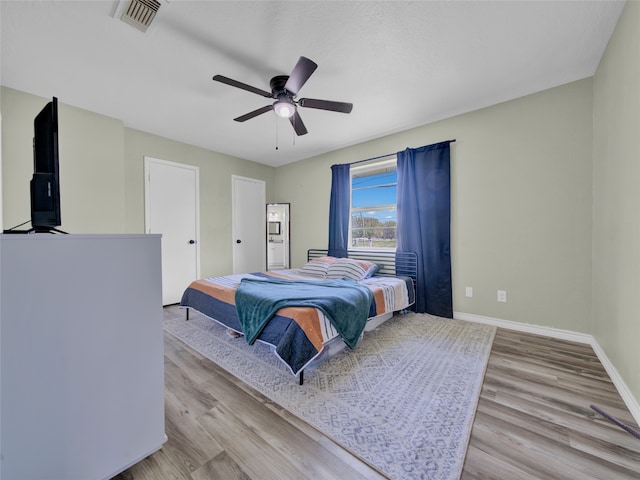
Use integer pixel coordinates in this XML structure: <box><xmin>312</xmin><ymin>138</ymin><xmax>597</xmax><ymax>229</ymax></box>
<box><xmin>266</xmin><ymin>203</ymin><xmax>290</xmax><ymax>270</ymax></box>
<box><xmin>232</xmin><ymin>175</ymin><xmax>266</xmax><ymax>274</ymax></box>
<box><xmin>144</xmin><ymin>157</ymin><xmax>200</xmax><ymax>305</ymax></box>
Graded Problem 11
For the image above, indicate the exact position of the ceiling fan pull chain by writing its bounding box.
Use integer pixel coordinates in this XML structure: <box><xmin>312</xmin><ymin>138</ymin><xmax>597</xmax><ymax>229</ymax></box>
<box><xmin>275</xmin><ymin>118</ymin><xmax>279</xmax><ymax>150</ymax></box>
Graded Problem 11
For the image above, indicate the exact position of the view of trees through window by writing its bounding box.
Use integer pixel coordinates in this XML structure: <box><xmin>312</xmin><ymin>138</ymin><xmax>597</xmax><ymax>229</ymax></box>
<box><xmin>351</xmin><ymin>160</ymin><xmax>397</xmax><ymax>249</ymax></box>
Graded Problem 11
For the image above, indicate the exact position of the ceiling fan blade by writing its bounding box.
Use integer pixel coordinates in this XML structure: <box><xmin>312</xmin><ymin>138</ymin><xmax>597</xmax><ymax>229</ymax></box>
<box><xmin>234</xmin><ymin>105</ymin><xmax>273</xmax><ymax>122</ymax></box>
<box><xmin>213</xmin><ymin>75</ymin><xmax>272</xmax><ymax>98</ymax></box>
<box><xmin>284</xmin><ymin>57</ymin><xmax>318</xmax><ymax>95</ymax></box>
<box><xmin>299</xmin><ymin>98</ymin><xmax>353</xmax><ymax>114</ymax></box>
<box><xmin>289</xmin><ymin>111</ymin><xmax>308</xmax><ymax>136</ymax></box>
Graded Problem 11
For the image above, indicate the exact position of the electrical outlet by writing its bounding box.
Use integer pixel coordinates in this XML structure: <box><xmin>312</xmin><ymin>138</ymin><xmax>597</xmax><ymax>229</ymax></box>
<box><xmin>465</xmin><ymin>287</ymin><xmax>473</xmax><ymax>298</ymax></box>
<box><xmin>497</xmin><ymin>290</ymin><xmax>507</xmax><ymax>303</ymax></box>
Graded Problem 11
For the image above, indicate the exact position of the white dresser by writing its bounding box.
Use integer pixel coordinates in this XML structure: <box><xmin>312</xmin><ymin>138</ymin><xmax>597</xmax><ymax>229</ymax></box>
<box><xmin>0</xmin><ymin>234</ymin><xmax>166</xmax><ymax>480</ymax></box>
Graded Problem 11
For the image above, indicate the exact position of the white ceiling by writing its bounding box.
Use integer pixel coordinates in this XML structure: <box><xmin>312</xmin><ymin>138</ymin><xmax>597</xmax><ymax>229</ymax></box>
<box><xmin>1</xmin><ymin>1</ymin><xmax>626</xmax><ymax>167</ymax></box>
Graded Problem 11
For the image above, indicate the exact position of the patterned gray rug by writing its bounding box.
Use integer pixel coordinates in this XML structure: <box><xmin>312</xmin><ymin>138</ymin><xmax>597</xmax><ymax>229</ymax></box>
<box><xmin>164</xmin><ymin>309</ymin><xmax>496</xmax><ymax>480</ymax></box>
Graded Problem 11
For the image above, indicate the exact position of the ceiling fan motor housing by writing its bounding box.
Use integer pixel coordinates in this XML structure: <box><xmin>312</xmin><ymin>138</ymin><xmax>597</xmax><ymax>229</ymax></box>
<box><xmin>270</xmin><ymin>75</ymin><xmax>291</xmax><ymax>97</ymax></box>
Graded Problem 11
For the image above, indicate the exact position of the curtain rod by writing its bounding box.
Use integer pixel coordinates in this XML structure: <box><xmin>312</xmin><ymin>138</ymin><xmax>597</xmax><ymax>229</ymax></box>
<box><xmin>347</xmin><ymin>139</ymin><xmax>456</xmax><ymax>166</ymax></box>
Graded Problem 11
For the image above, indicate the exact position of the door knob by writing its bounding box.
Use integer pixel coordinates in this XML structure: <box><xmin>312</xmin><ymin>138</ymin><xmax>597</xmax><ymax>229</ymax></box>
<box><xmin>189</xmin><ymin>239</ymin><xmax>196</xmax><ymax>244</ymax></box>
<box><xmin>236</xmin><ymin>239</ymin><xmax>242</xmax><ymax>244</ymax></box>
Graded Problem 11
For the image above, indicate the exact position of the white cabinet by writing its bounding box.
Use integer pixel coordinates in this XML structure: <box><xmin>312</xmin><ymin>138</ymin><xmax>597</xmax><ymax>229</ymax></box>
<box><xmin>268</xmin><ymin>241</ymin><xmax>285</xmax><ymax>268</ymax></box>
<box><xmin>0</xmin><ymin>234</ymin><xmax>166</xmax><ymax>480</ymax></box>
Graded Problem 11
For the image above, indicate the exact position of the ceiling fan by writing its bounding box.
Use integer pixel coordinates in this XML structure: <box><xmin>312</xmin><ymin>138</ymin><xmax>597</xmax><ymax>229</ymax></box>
<box><xmin>212</xmin><ymin>56</ymin><xmax>353</xmax><ymax>136</ymax></box>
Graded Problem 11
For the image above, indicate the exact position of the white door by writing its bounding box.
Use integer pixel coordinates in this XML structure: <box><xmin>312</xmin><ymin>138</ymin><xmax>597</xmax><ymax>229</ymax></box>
<box><xmin>145</xmin><ymin>157</ymin><xmax>200</xmax><ymax>305</ymax></box>
<box><xmin>232</xmin><ymin>175</ymin><xmax>265</xmax><ymax>273</ymax></box>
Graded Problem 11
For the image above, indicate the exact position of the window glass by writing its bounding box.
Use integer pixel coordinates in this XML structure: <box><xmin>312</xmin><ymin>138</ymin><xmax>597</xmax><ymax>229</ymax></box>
<box><xmin>351</xmin><ymin>159</ymin><xmax>396</xmax><ymax>249</ymax></box>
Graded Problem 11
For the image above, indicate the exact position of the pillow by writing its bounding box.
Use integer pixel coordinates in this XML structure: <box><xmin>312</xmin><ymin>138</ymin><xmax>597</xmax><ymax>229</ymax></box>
<box><xmin>299</xmin><ymin>256</ymin><xmax>336</xmax><ymax>278</ymax></box>
<box><xmin>326</xmin><ymin>258</ymin><xmax>379</xmax><ymax>281</ymax></box>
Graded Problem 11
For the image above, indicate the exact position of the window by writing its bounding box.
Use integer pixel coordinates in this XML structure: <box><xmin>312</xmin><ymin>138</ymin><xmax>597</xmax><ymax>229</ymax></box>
<box><xmin>350</xmin><ymin>159</ymin><xmax>397</xmax><ymax>250</ymax></box>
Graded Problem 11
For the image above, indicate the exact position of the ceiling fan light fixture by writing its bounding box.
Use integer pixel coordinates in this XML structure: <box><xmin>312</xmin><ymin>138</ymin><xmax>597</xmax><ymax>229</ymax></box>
<box><xmin>273</xmin><ymin>100</ymin><xmax>296</xmax><ymax>118</ymax></box>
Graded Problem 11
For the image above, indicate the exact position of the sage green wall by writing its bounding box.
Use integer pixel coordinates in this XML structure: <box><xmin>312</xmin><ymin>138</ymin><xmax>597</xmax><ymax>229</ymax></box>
<box><xmin>123</xmin><ymin>128</ymin><xmax>275</xmax><ymax>277</ymax></box>
<box><xmin>1</xmin><ymin>87</ymin><xmax>126</xmax><ymax>233</ymax></box>
<box><xmin>592</xmin><ymin>1</ymin><xmax>640</xmax><ymax>404</ymax></box>
<box><xmin>276</xmin><ymin>79</ymin><xmax>594</xmax><ymax>334</ymax></box>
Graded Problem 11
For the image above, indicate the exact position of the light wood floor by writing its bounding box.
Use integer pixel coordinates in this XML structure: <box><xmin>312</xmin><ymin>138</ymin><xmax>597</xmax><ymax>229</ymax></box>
<box><xmin>114</xmin><ymin>307</ymin><xmax>640</xmax><ymax>479</ymax></box>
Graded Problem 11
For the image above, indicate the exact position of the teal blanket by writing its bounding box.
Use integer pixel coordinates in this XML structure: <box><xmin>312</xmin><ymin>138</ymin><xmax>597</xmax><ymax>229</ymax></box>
<box><xmin>235</xmin><ymin>277</ymin><xmax>374</xmax><ymax>349</ymax></box>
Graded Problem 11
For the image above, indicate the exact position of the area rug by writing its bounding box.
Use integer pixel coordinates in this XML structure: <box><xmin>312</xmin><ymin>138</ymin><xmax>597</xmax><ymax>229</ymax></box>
<box><xmin>164</xmin><ymin>308</ymin><xmax>496</xmax><ymax>480</ymax></box>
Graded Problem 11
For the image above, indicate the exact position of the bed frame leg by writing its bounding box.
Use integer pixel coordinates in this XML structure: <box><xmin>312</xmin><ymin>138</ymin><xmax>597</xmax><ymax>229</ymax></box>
<box><xmin>299</xmin><ymin>370</ymin><xmax>304</xmax><ymax>385</ymax></box>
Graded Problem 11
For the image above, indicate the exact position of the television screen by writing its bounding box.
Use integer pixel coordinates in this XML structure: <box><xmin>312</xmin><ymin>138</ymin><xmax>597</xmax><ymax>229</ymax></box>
<box><xmin>30</xmin><ymin>97</ymin><xmax>62</xmax><ymax>231</ymax></box>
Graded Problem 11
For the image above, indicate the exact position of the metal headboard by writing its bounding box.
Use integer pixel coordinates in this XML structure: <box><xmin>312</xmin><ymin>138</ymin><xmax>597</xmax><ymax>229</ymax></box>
<box><xmin>307</xmin><ymin>249</ymin><xmax>418</xmax><ymax>295</ymax></box>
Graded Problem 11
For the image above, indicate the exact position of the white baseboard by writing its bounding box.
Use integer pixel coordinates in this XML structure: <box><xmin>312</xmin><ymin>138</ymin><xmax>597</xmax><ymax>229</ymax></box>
<box><xmin>588</xmin><ymin>341</ymin><xmax>640</xmax><ymax>429</ymax></box>
<box><xmin>454</xmin><ymin>311</ymin><xmax>640</xmax><ymax>427</ymax></box>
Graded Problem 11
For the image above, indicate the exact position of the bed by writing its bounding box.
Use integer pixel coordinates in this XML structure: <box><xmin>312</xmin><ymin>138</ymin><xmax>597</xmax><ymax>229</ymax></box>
<box><xmin>180</xmin><ymin>249</ymin><xmax>417</xmax><ymax>384</ymax></box>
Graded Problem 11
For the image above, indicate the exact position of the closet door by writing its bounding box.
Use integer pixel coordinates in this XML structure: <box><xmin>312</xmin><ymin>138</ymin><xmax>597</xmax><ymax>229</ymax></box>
<box><xmin>232</xmin><ymin>175</ymin><xmax>265</xmax><ymax>273</ymax></box>
<box><xmin>145</xmin><ymin>157</ymin><xmax>200</xmax><ymax>304</ymax></box>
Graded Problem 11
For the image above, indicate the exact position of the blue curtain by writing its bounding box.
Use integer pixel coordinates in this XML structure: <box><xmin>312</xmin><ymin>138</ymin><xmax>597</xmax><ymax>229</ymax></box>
<box><xmin>397</xmin><ymin>142</ymin><xmax>452</xmax><ymax>317</ymax></box>
<box><xmin>328</xmin><ymin>163</ymin><xmax>350</xmax><ymax>257</ymax></box>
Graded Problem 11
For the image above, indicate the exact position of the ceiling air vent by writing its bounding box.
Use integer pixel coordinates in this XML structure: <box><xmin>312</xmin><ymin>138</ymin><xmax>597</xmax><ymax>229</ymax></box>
<box><xmin>120</xmin><ymin>0</ymin><xmax>161</xmax><ymax>32</ymax></box>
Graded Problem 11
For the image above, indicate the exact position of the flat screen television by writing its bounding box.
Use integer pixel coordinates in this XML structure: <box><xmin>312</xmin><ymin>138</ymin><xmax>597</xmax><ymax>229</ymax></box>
<box><xmin>30</xmin><ymin>96</ymin><xmax>63</xmax><ymax>233</ymax></box>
